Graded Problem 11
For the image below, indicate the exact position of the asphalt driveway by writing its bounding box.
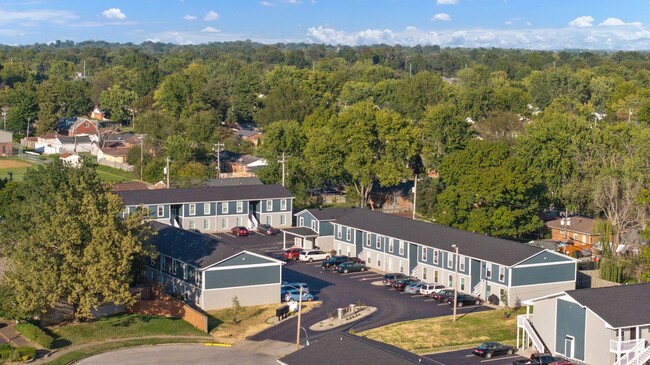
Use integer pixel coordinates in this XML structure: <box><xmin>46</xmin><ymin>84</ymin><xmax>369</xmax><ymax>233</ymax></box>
<box><xmin>424</xmin><ymin>348</ymin><xmax>527</xmax><ymax>365</ymax></box>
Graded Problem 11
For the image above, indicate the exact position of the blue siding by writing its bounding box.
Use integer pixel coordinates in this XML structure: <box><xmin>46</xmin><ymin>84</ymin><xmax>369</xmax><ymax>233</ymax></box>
<box><xmin>184</xmin><ymin>202</ymin><xmax>216</xmax><ymax>217</ymax></box>
<box><xmin>319</xmin><ymin>222</ymin><xmax>334</xmax><ymax>236</ymax></box>
<box><xmin>408</xmin><ymin>243</ymin><xmax>418</xmax><ymax>272</ymax></box>
<box><xmin>297</xmin><ymin>212</ymin><xmax>316</xmax><ymax>229</ymax></box>
<box><xmin>511</xmin><ymin>263</ymin><xmax>575</xmax><ymax>286</ymax></box>
<box><xmin>262</xmin><ymin>198</ymin><xmax>291</xmax><ymax>213</ymax></box>
<box><xmin>204</xmin><ymin>266</ymin><xmax>281</xmax><ymax>289</ymax></box>
<box><xmin>214</xmin><ymin>252</ymin><xmax>275</xmax><ymax>267</ymax></box>
<box><xmin>470</xmin><ymin>259</ymin><xmax>481</xmax><ymax>289</ymax></box>
<box><xmin>556</xmin><ymin>299</ymin><xmax>586</xmax><ymax>360</ymax></box>
<box><xmin>521</xmin><ymin>250</ymin><xmax>574</xmax><ymax>265</ymax></box>
<box><xmin>218</xmin><ymin>201</ymin><xmax>248</xmax><ymax>215</ymax></box>
<box><xmin>355</xmin><ymin>230</ymin><xmax>363</xmax><ymax>256</ymax></box>
<box><xmin>149</xmin><ymin>204</ymin><xmax>169</xmax><ymax>219</ymax></box>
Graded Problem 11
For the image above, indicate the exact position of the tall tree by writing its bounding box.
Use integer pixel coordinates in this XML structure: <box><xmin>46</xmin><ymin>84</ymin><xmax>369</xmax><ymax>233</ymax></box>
<box><xmin>99</xmin><ymin>85</ymin><xmax>137</xmax><ymax>124</ymax></box>
<box><xmin>0</xmin><ymin>160</ymin><xmax>155</xmax><ymax>320</ymax></box>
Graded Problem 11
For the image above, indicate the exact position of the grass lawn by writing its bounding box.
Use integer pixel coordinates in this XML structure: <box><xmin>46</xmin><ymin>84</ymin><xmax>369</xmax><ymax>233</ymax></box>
<box><xmin>47</xmin><ymin>314</ymin><xmax>208</xmax><ymax>348</ymax></box>
<box><xmin>93</xmin><ymin>164</ymin><xmax>135</xmax><ymax>182</ymax></box>
<box><xmin>359</xmin><ymin>307</ymin><xmax>524</xmax><ymax>354</ymax></box>
<box><xmin>208</xmin><ymin>302</ymin><xmax>321</xmax><ymax>343</ymax></box>
<box><xmin>0</xmin><ymin>157</ymin><xmax>37</xmax><ymax>181</ymax></box>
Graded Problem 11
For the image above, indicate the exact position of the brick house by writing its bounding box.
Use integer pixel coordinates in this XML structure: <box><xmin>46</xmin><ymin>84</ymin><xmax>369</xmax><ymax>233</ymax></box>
<box><xmin>545</xmin><ymin>216</ymin><xmax>610</xmax><ymax>246</ymax></box>
<box><xmin>0</xmin><ymin>130</ymin><xmax>13</xmax><ymax>156</ymax></box>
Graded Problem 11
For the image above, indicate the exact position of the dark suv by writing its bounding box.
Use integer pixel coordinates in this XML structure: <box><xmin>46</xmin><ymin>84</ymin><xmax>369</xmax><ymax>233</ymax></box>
<box><xmin>321</xmin><ymin>255</ymin><xmax>349</xmax><ymax>269</ymax></box>
<box><xmin>382</xmin><ymin>273</ymin><xmax>408</xmax><ymax>286</ymax></box>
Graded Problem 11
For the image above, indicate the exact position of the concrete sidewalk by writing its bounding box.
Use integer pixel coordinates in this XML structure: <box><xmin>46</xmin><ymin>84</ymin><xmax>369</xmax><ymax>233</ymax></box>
<box><xmin>0</xmin><ymin>320</ymin><xmax>34</xmax><ymax>348</ymax></box>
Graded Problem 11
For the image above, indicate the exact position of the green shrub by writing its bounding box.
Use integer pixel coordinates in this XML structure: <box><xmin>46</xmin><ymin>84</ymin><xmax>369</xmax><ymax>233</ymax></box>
<box><xmin>15</xmin><ymin>346</ymin><xmax>37</xmax><ymax>360</ymax></box>
<box><xmin>15</xmin><ymin>322</ymin><xmax>54</xmax><ymax>349</ymax></box>
<box><xmin>0</xmin><ymin>343</ymin><xmax>12</xmax><ymax>359</ymax></box>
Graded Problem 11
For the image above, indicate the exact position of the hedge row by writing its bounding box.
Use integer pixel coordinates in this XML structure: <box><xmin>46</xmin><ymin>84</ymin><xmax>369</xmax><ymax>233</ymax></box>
<box><xmin>15</xmin><ymin>322</ymin><xmax>54</xmax><ymax>349</ymax></box>
<box><xmin>0</xmin><ymin>344</ymin><xmax>37</xmax><ymax>361</ymax></box>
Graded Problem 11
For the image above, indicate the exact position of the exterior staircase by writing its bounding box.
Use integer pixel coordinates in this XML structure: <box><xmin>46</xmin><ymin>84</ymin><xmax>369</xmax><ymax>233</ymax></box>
<box><xmin>517</xmin><ymin>315</ymin><xmax>549</xmax><ymax>353</ymax></box>
<box><xmin>248</xmin><ymin>213</ymin><xmax>259</xmax><ymax>230</ymax></box>
<box><xmin>472</xmin><ymin>279</ymin><xmax>485</xmax><ymax>298</ymax></box>
<box><xmin>613</xmin><ymin>340</ymin><xmax>650</xmax><ymax>365</ymax></box>
<box><xmin>411</xmin><ymin>265</ymin><xmax>420</xmax><ymax>279</ymax></box>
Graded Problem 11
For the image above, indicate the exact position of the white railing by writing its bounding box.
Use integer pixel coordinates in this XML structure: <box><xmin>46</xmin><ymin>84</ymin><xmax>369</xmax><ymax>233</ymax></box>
<box><xmin>611</xmin><ymin>339</ymin><xmax>644</xmax><ymax>354</ymax></box>
<box><xmin>248</xmin><ymin>213</ymin><xmax>259</xmax><ymax>230</ymax></box>
<box><xmin>517</xmin><ymin>314</ymin><xmax>545</xmax><ymax>353</ymax></box>
<box><xmin>411</xmin><ymin>265</ymin><xmax>420</xmax><ymax>278</ymax></box>
<box><xmin>612</xmin><ymin>340</ymin><xmax>648</xmax><ymax>365</ymax></box>
<box><xmin>472</xmin><ymin>279</ymin><xmax>484</xmax><ymax>298</ymax></box>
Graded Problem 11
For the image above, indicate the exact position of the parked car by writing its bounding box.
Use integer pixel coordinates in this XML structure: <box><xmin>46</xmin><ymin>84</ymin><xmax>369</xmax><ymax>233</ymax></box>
<box><xmin>337</xmin><ymin>261</ymin><xmax>368</xmax><ymax>273</ymax></box>
<box><xmin>257</xmin><ymin>224</ymin><xmax>279</xmax><ymax>235</ymax></box>
<box><xmin>281</xmin><ymin>282</ymin><xmax>309</xmax><ymax>293</ymax></box>
<box><xmin>283</xmin><ymin>248</ymin><xmax>303</xmax><ymax>261</ymax></box>
<box><xmin>321</xmin><ymin>255</ymin><xmax>349</xmax><ymax>269</ymax></box>
<box><xmin>404</xmin><ymin>282</ymin><xmax>425</xmax><ymax>294</ymax></box>
<box><xmin>230</xmin><ymin>226</ymin><xmax>250</xmax><ymax>236</ymax></box>
<box><xmin>512</xmin><ymin>353</ymin><xmax>562</xmax><ymax>365</ymax></box>
<box><xmin>382</xmin><ymin>273</ymin><xmax>408</xmax><ymax>286</ymax></box>
<box><xmin>298</xmin><ymin>249</ymin><xmax>331</xmax><ymax>262</ymax></box>
<box><xmin>447</xmin><ymin>293</ymin><xmax>482</xmax><ymax>307</ymax></box>
<box><xmin>330</xmin><ymin>257</ymin><xmax>365</xmax><ymax>271</ymax></box>
<box><xmin>431</xmin><ymin>289</ymin><xmax>456</xmax><ymax>302</ymax></box>
<box><xmin>420</xmin><ymin>283</ymin><xmax>446</xmax><ymax>296</ymax></box>
<box><xmin>393</xmin><ymin>278</ymin><xmax>419</xmax><ymax>291</ymax></box>
<box><xmin>282</xmin><ymin>288</ymin><xmax>314</xmax><ymax>302</ymax></box>
<box><xmin>472</xmin><ymin>342</ymin><xmax>517</xmax><ymax>358</ymax></box>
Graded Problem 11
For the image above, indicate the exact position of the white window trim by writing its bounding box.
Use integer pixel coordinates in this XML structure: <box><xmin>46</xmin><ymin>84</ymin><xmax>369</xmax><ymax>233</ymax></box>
<box><xmin>171</xmin><ymin>259</ymin><xmax>177</xmax><ymax>274</ymax></box>
<box><xmin>389</xmin><ymin>239</ymin><xmax>394</xmax><ymax>253</ymax></box>
<box><xmin>499</xmin><ymin>266</ymin><xmax>505</xmax><ymax>282</ymax></box>
<box><xmin>459</xmin><ymin>255</ymin><xmax>465</xmax><ymax>271</ymax></box>
<box><xmin>337</xmin><ymin>225</ymin><xmax>342</xmax><ymax>239</ymax></box>
<box><xmin>266</xmin><ymin>199</ymin><xmax>273</xmax><ymax>211</ymax></box>
<box><xmin>189</xmin><ymin>204</ymin><xmax>196</xmax><ymax>216</ymax></box>
<box><xmin>311</xmin><ymin>220</ymin><xmax>317</xmax><ymax>231</ymax></box>
<box><xmin>222</xmin><ymin>203</ymin><xmax>229</xmax><ymax>214</ymax></box>
<box><xmin>280</xmin><ymin>214</ymin><xmax>286</xmax><ymax>225</ymax></box>
<box><xmin>205</xmin><ymin>203</ymin><xmax>211</xmax><ymax>215</ymax></box>
<box><xmin>376</xmin><ymin>236</ymin><xmax>381</xmax><ymax>249</ymax></box>
<box><xmin>346</xmin><ymin>229</ymin><xmax>351</xmax><ymax>241</ymax></box>
<box><xmin>433</xmin><ymin>249</ymin><xmax>439</xmax><ymax>264</ymax></box>
<box><xmin>447</xmin><ymin>253</ymin><xmax>454</xmax><ymax>268</ymax></box>
<box><xmin>299</xmin><ymin>217</ymin><xmax>304</xmax><ymax>227</ymax></box>
<box><xmin>203</xmin><ymin>219</ymin><xmax>210</xmax><ymax>230</ymax></box>
<box><xmin>281</xmin><ymin>199</ymin><xmax>287</xmax><ymax>210</ymax></box>
<box><xmin>236</xmin><ymin>201</ymin><xmax>243</xmax><ymax>213</ymax></box>
<box><xmin>422</xmin><ymin>246</ymin><xmax>427</xmax><ymax>261</ymax></box>
<box><xmin>157</xmin><ymin>205</ymin><xmax>164</xmax><ymax>217</ymax></box>
<box><xmin>399</xmin><ymin>241</ymin><xmax>404</xmax><ymax>255</ymax></box>
<box><xmin>486</xmin><ymin>264</ymin><xmax>492</xmax><ymax>279</ymax></box>
<box><xmin>221</xmin><ymin>218</ymin><xmax>227</xmax><ymax>228</ymax></box>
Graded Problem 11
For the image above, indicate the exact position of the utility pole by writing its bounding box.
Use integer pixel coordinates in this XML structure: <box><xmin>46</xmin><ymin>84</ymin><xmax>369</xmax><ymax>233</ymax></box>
<box><xmin>165</xmin><ymin>157</ymin><xmax>171</xmax><ymax>189</ymax></box>
<box><xmin>214</xmin><ymin>142</ymin><xmax>224</xmax><ymax>178</ymax></box>
<box><xmin>1</xmin><ymin>107</ymin><xmax>7</xmax><ymax>130</ymax></box>
<box><xmin>412</xmin><ymin>174</ymin><xmax>419</xmax><ymax>220</ymax></box>
<box><xmin>278</xmin><ymin>152</ymin><xmax>286</xmax><ymax>187</ymax></box>
<box><xmin>296</xmin><ymin>286</ymin><xmax>303</xmax><ymax>350</ymax></box>
<box><xmin>140</xmin><ymin>134</ymin><xmax>145</xmax><ymax>181</ymax></box>
<box><xmin>452</xmin><ymin>244</ymin><xmax>459</xmax><ymax>322</ymax></box>
<box><xmin>26</xmin><ymin>117</ymin><xmax>32</xmax><ymax>139</ymax></box>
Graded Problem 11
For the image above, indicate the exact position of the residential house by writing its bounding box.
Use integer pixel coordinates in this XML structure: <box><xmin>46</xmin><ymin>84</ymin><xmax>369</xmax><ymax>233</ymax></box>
<box><xmin>220</xmin><ymin>150</ymin><xmax>267</xmax><ymax>177</ymax></box>
<box><xmin>282</xmin><ymin>207</ymin><xmax>356</xmax><ymax>251</ymax></box>
<box><xmin>58</xmin><ymin>117</ymin><xmax>100</xmax><ymax>140</ymax></box>
<box><xmin>234</xmin><ymin>129</ymin><xmax>263</xmax><ymax>146</ymax></box>
<box><xmin>0</xmin><ymin>130</ymin><xmax>12</xmax><ymax>156</ymax></box>
<box><xmin>278</xmin><ymin>331</ymin><xmax>437</xmax><ymax>365</ymax></box>
<box><xmin>331</xmin><ymin>208</ymin><xmax>577</xmax><ymax>307</ymax></box>
<box><xmin>59</xmin><ymin>153</ymin><xmax>81</xmax><ymax>167</ymax></box>
<box><xmin>35</xmin><ymin>133</ymin><xmax>93</xmax><ymax>155</ymax></box>
<box><xmin>113</xmin><ymin>181</ymin><xmax>149</xmax><ymax>192</ymax></box>
<box><xmin>546</xmin><ymin>216</ymin><xmax>610</xmax><ymax>246</ymax></box>
<box><xmin>517</xmin><ymin>283</ymin><xmax>650</xmax><ymax>365</ymax></box>
<box><xmin>146</xmin><ymin>222</ymin><xmax>284</xmax><ymax>310</ymax></box>
<box><xmin>97</xmin><ymin>147</ymin><xmax>130</xmax><ymax>164</ymax></box>
<box><xmin>116</xmin><ymin>184</ymin><xmax>294</xmax><ymax>233</ymax></box>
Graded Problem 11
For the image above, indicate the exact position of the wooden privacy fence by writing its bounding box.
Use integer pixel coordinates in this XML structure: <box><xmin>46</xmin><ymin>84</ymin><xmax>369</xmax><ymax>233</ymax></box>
<box><xmin>128</xmin><ymin>285</ymin><xmax>208</xmax><ymax>333</ymax></box>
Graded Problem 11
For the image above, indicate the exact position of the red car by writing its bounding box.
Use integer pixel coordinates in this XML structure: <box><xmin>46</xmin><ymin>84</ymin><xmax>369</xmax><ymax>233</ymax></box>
<box><xmin>230</xmin><ymin>226</ymin><xmax>250</xmax><ymax>236</ymax></box>
<box><xmin>283</xmin><ymin>248</ymin><xmax>302</xmax><ymax>260</ymax></box>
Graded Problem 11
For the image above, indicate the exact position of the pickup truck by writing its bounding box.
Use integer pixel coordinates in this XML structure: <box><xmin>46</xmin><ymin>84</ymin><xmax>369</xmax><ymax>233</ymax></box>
<box><xmin>512</xmin><ymin>353</ymin><xmax>561</xmax><ymax>365</ymax></box>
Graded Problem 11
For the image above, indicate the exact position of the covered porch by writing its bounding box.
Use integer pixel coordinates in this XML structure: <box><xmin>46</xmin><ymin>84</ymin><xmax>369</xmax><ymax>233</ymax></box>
<box><xmin>281</xmin><ymin>227</ymin><xmax>319</xmax><ymax>250</ymax></box>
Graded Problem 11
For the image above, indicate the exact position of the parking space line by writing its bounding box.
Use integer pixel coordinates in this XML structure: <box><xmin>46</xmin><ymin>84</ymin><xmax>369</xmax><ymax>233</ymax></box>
<box><xmin>348</xmin><ymin>273</ymin><xmax>380</xmax><ymax>278</ymax></box>
<box><xmin>411</xmin><ymin>294</ymin><xmax>425</xmax><ymax>297</ymax></box>
<box><xmin>424</xmin><ymin>299</ymin><xmax>437</xmax><ymax>302</ymax></box>
<box><xmin>481</xmin><ymin>355</ymin><xmax>519</xmax><ymax>362</ymax></box>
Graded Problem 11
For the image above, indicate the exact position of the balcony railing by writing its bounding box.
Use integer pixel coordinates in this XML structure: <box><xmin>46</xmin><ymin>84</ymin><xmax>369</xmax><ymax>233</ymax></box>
<box><xmin>611</xmin><ymin>339</ymin><xmax>644</xmax><ymax>354</ymax></box>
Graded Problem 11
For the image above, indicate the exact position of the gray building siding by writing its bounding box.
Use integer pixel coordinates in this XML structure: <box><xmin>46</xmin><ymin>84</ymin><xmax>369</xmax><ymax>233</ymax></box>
<box><xmin>202</xmin><ymin>283</ymin><xmax>280</xmax><ymax>310</ymax></box>
<box><xmin>556</xmin><ymin>299</ymin><xmax>586</xmax><ymax>360</ymax></box>
<box><xmin>521</xmin><ymin>251</ymin><xmax>573</xmax><ymax>265</ymax></box>
<box><xmin>204</xmin><ymin>265</ymin><xmax>281</xmax><ymax>290</ymax></box>
<box><xmin>183</xmin><ymin>202</ymin><xmax>216</xmax><ymax>217</ymax></box>
<box><xmin>511</xmin><ymin>263</ymin><xmax>575</xmax><ymax>286</ymax></box>
<box><xmin>217</xmin><ymin>201</ymin><xmax>248</xmax><ymax>215</ymax></box>
<box><xmin>297</xmin><ymin>212</ymin><xmax>316</xmax><ymax>229</ymax></box>
<box><xmin>355</xmin><ymin>230</ymin><xmax>363</xmax><ymax>256</ymax></box>
<box><xmin>470</xmin><ymin>259</ymin><xmax>481</xmax><ymax>289</ymax></box>
<box><xmin>320</xmin><ymin>222</ymin><xmax>334</xmax><ymax>236</ymax></box>
<box><xmin>148</xmin><ymin>204</ymin><xmax>169</xmax><ymax>219</ymax></box>
<box><xmin>214</xmin><ymin>252</ymin><xmax>274</xmax><ymax>267</ymax></box>
<box><xmin>408</xmin><ymin>243</ymin><xmax>418</xmax><ymax>272</ymax></box>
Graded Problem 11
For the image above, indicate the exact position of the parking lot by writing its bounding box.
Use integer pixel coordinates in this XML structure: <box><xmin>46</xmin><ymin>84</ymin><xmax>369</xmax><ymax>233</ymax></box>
<box><xmin>425</xmin><ymin>348</ymin><xmax>526</xmax><ymax>365</ymax></box>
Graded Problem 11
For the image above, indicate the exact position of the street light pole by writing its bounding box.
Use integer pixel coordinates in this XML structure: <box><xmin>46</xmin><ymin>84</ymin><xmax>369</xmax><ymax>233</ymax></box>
<box><xmin>1</xmin><ymin>107</ymin><xmax>7</xmax><ymax>130</ymax></box>
<box><xmin>296</xmin><ymin>286</ymin><xmax>303</xmax><ymax>350</ymax></box>
<box><xmin>412</xmin><ymin>174</ymin><xmax>418</xmax><ymax>220</ymax></box>
<box><xmin>452</xmin><ymin>244</ymin><xmax>459</xmax><ymax>322</ymax></box>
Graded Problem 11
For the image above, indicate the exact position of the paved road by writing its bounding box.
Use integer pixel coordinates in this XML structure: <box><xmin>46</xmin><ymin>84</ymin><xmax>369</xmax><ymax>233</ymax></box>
<box><xmin>249</xmin><ymin>259</ymin><xmax>491</xmax><ymax>343</ymax></box>
<box><xmin>75</xmin><ymin>344</ymin><xmax>278</xmax><ymax>365</ymax></box>
<box><xmin>425</xmin><ymin>348</ymin><xmax>527</xmax><ymax>365</ymax></box>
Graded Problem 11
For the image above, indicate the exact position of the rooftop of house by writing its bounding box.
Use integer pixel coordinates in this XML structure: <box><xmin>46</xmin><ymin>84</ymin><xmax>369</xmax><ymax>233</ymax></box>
<box><xmin>148</xmin><ymin>222</ymin><xmax>243</xmax><ymax>269</ymax></box>
<box><xmin>278</xmin><ymin>331</ymin><xmax>437</xmax><ymax>365</ymax></box>
<box><xmin>303</xmin><ymin>207</ymin><xmax>357</xmax><ymax>221</ymax></box>
<box><xmin>116</xmin><ymin>184</ymin><xmax>293</xmax><ymax>206</ymax></box>
<box><xmin>234</xmin><ymin>129</ymin><xmax>262</xmax><ymax>138</ymax></box>
<box><xmin>112</xmin><ymin>181</ymin><xmax>150</xmax><ymax>192</ymax></box>
<box><xmin>100</xmin><ymin>147</ymin><xmax>130</xmax><ymax>157</ymax></box>
<box><xmin>565</xmin><ymin>283</ymin><xmax>650</xmax><ymax>328</ymax></box>
<box><xmin>546</xmin><ymin>216</ymin><xmax>597</xmax><ymax>235</ymax></box>
<box><xmin>334</xmin><ymin>208</ymin><xmax>552</xmax><ymax>267</ymax></box>
<box><xmin>204</xmin><ymin>177</ymin><xmax>263</xmax><ymax>187</ymax></box>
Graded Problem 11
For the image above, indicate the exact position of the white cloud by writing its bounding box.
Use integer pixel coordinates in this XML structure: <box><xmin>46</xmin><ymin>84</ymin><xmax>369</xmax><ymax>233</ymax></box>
<box><xmin>0</xmin><ymin>9</ymin><xmax>78</xmax><ymax>24</ymax></box>
<box><xmin>437</xmin><ymin>0</ymin><xmax>459</xmax><ymax>4</ymax></box>
<box><xmin>203</xmin><ymin>11</ymin><xmax>220</xmax><ymax>21</ymax></box>
<box><xmin>286</xmin><ymin>0</ymin><xmax>302</xmax><ymax>3</ymax></box>
<box><xmin>183</xmin><ymin>15</ymin><xmax>197</xmax><ymax>21</ymax></box>
<box><xmin>599</xmin><ymin>17</ymin><xmax>642</xmax><ymax>27</ymax></box>
<box><xmin>260</xmin><ymin>1</ymin><xmax>275</xmax><ymax>6</ymax></box>
<box><xmin>432</xmin><ymin>13</ymin><xmax>451</xmax><ymax>22</ymax></box>
<box><xmin>504</xmin><ymin>20</ymin><xmax>513</xmax><ymax>26</ymax></box>
<box><xmin>569</xmin><ymin>16</ymin><xmax>593</xmax><ymax>27</ymax></box>
<box><xmin>101</xmin><ymin>8</ymin><xmax>126</xmax><ymax>20</ymax></box>
<box><xmin>201</xmin><ymin>26</ymin><xmax>220</xmax><ymax>33</ymax></box>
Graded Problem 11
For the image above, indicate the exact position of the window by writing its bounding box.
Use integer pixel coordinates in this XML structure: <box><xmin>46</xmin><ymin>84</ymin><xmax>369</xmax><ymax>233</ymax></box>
<box><xmin>281</xmin><ymin>199</ymin><xmax>287</xmax><ymax>210</ymax></box>
<box><xmin>236</xmin><ymin>217</ymin><xmax>243</xmax><ymax>226</ymax></box>
<box><xmin>171</xmin><ymin>260</ymin><xmax>177</xmax><ymax>274</ymax></box>
<box><xmin>460</xmin><ymin>277</ymin><xmax>466</xmax><ymax>291</ymax></box>
<box><xmin>205</xmin><ymin>203</ymin><xmax>211</xmax><ymax>215</ymax></box>
<box><xmin>203</xmin><ymin>219</ymin><xmax>210</xmax><ymax>230</ymax></box>
<box><xmin>299</xmin><ymin>217</ymin><xmax>304</xmax><ymax>227</ymax></box>
<box><xmin>157</xmin><ymin>205</ymin><xmax>164</xmax><ymax>217</ymax></box>
<box><xmin>337</xmin><ymin>225</ymin><xmax>342</xmax><ymax>239</ymax></box>
<box><xmin>422</xmin><ymin>247</ymin><xmax>427</xmax><ymax>261</ymax></box>
<box><xmin>433</xmin><ymin>270</ymin><xmax>439</xmax><ymax>283</ymax></box>
<box><xmin>433</xmin><ymin>249</ymin><xmax>439</xmax><ymax>264</ymax></box>
<box><xmin>182</xmin><ymin>263</ymin><xmax>187</xmax><ymax>280</ymax></box>
<box><xmin>122</xmin><ymin>207</ymin><xmax>129</xmax><ymax>218</ymax></box>
<box><xmin>84</xmin><ymin>122</ymin><xmax>88</xmax><ymax>128</ymax></box>
<box><xmin>376</xmin><ymin>236</ymin><xmax>382</xmax><ymax>249</ymax></box>
<box><xmin>346</xmin><ymin>228</ymin><xmax>351</xmax><ymax>241</ymax></box>
<box><xmin>266</xmin><ymin>199</ymin><xmax>273</xmax><ymax>211</ymax></box>
<box><xmin>236</xmin><ymin>201</ymin><xmax>243</xmax><ymax>213</ymax></box>
<box><xmin>448</xmin><ymin>274</ymin><xmax>453</xmax><ymax>287</ymax></box>
<box><xmin>486</xmin><ymin>264</ymin><xmax>492</xmax><ymax>279</ymax></box>
<box><xmin>189</xmin><ymin>220</ymin><xmax>195</xmax><ymax>230</ymax></box>
<box><xmin>266</xmin><ymin>215</ymin><xmax>272</xmax><ymax>225</ymax></box>
<box><xmin>448</xmin><ymin>252</ymin><xmax>454</xmax><ymax>267</ymax></box>
<box><xmin>399</xmin><ymin>241</ymin><xmax>404</xmax><ymax>255</ymax></box>
<box><xmin>422</xmin><ymin>267</ymin><xmax>427</xmax><ymax>280</ymax></box>
<box><xmin>280</xmin><ymin>214</ymin><xmax>286</xmax><ymax>225</ymax></box>
<box><xmin>222</xmin><ymin>203</ymin><xmax>229</xmax><ymax>214</ymax></box>
<box><xmin>499</xmin><ymin>266</ymin><xmax>505</xmax><ymax>282</ymax></box>
<box><xmin>388</xmin><ymin>239</ymin><xmax>394</xmax><ymax>253</ymax></box>
<box><xmin>367</xmin><ymin>253</ymin><xmax>372</xmax><ymax>264</ymax></box>
<box><xmin>195</xmin><ymin>270</ymin><xmax>202</xmax><ymax>286</ymax></box>
<box><xmin>221</xmin><ymin>218</ymin><xmax>227</xmax><ymax>228</ymax></box>
<box><xmin>189</xmin><ymin>204</ymin><xmax>196</xmax><ymax>216</ymax></box>
<box><xmin>311</xmin><ymin>220</ymin><xmax>317</xmax><ymax>231</ymax></box>
<box><xmin>459</xmin><ymin>256</ymin><xmax>465</xmax><ymax>271</ymax></box>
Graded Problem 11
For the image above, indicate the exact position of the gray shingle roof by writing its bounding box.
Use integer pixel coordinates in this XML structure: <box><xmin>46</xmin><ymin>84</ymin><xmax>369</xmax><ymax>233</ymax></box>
<box><xmin>281</xmin><ymin>227</ymin><xmax>319</xmax><ymax>237</ymax></box>
<box><xmin>278</xmin><ymin>332</ymin><xmax>436</xmax><ymax>365</ymax></box>
<box><xmin>334</xmin><ymin>209</ymin><xmax>546</xmax><ymax>267</ymax></box>
<box><xmin>116</xmin><ymin>184</ymin><xmax>292</xmax><ymax>206</ymax></box>
<box><xmin>149</xmin><ymin>222</ymin><xmax>243</xmax><ymax>268</ymax></box>
<box><xmin>566</xmin><ymin>283</ymin><xmax>650</xmax><ymax>328</ymax></box>
<box><xmin>306</xmin><ymin>207</ymin><xmax>357</xmax><ymax>221</ymax></box>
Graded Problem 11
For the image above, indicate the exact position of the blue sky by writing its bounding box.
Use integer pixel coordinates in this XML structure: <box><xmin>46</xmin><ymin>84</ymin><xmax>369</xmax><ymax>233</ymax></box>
<box><xmin>1</xmin><ymin>0</ymin><xmax>650</xmax><ymax>49</ymax></box>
